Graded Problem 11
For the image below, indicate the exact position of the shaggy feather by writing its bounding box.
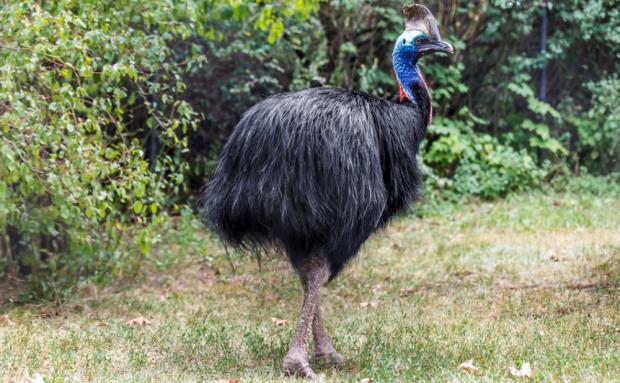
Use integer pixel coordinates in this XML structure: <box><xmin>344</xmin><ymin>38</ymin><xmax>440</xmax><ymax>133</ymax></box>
<box><xmin>201</xmin><ymin>86</ymin><xmax>429</xmax><ymax>279</ymax></box>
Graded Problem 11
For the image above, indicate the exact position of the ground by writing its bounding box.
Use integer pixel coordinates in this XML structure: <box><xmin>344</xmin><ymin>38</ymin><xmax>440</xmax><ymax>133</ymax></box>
<box><xmin>1</xmin><ymin>189</ymin><xmax>619</xmax><ymax>382</ymax></box>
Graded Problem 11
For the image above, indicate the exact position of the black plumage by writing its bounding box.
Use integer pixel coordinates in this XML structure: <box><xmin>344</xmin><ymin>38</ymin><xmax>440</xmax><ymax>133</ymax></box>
<box><xmin>202</xmin><ymin>85</ymin><xmax>430</xmax><ymax>279</ymax></box>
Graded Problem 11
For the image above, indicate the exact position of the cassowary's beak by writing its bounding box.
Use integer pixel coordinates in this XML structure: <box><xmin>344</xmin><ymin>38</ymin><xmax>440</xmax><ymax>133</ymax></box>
<box><xmin>418</xmin><ymin>40</ymin><xmax>455</xmax><ymax>57</ymax></box>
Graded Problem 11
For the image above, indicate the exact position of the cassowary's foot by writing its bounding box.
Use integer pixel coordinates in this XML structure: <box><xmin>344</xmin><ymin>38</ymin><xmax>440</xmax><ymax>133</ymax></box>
<box><xmin>314</xmin><ymin>350</ymin><xmax>346</xmax><ymax>365</ymax></box>
<box><xmin>312</xmin><ymin>306</ymin><xmax>344</xmax><ymax>366</ymax></box>
<box><xmin>283</xmin><ymin>352</ymin><xmax>316</xmax><ymax>379</ymax></box>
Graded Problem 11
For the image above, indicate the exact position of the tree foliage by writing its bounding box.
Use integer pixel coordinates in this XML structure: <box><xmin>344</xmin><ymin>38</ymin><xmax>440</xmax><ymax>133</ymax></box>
<box><xmin>184</xmin><ymin>0</ymin><xmax>619</xmax><ymax>197</ymax></box>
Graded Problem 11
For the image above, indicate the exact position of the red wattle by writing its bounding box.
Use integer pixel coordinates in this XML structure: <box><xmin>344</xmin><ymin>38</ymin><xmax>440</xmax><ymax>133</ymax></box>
<box><xmin>399</xmin><ymin>84</ymin><xmax>408</xmax><ymax>102</ymax></box>
<box><xmin>398</xmin><ymin>80</ymin><xmax>433</xmax><ymax>125</ymax></box>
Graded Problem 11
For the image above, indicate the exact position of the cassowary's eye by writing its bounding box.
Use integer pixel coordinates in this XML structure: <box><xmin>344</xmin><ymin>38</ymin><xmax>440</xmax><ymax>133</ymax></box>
<box><xmin>415</xmin><ymin>38</ymin><xmax>423</xmax><ymax>44</ymax></box>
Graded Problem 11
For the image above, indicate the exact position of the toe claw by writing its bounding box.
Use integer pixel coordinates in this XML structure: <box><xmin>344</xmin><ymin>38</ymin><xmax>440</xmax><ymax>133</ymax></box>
<box><xmin>283</xmin><ymin>355</ymin><xmax>316</xmax><ymax>379</ymax></box>
<box><xmin>315</xmin><ymin>351</ymin><xmax>346</xmax><ymax>365</ymax></box>
<box><xmin>328</xmin><ymin>352</ymin><xmax>345</xmax><ymax>364</ymax></box>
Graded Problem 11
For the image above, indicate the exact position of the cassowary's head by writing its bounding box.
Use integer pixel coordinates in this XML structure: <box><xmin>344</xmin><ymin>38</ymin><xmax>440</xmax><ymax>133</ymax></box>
<box><xmin>393</xmin><ymin>4</ymin><xmax>454</xmax><ymax>64</ymax></box>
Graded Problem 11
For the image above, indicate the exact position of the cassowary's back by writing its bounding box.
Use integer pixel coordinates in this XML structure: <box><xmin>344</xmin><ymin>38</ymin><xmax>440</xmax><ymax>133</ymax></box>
<box><xmin>202</xmin><ymin>87</ymin><xmax>426</xmax><ymax>278</ymax></box>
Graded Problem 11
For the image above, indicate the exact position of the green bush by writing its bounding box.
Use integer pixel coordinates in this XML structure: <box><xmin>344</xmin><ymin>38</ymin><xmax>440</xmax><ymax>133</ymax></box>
<box><xmin>0</xmin><ymin>0</ymin><xmax>201</xmax><ymax>298</ymax></box>
<box><xmin>553</xmin><ymin>173</ymin><xmax>620</xmax><ymax>197</ymax></box>
<box><xmin>0</xmin><ymin>0</ymin><xmax>318</xmax><ymax>299</ymax></box>
<box><xmin>423</xmin><ymin>109</ymin><xmax>545</xmax><ymax>199</ymax></box>
<box><xmin>565</xmin><ymin>76</ymin><xmax>620</xmax><ymax>173</ymax></box>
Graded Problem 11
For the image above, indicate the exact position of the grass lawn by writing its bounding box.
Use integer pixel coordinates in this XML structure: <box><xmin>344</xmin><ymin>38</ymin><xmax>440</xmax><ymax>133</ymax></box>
<box><xmin>1</xmin><ymin>189</ymin><xmax>619</xmax><ymax>382</ymax></box>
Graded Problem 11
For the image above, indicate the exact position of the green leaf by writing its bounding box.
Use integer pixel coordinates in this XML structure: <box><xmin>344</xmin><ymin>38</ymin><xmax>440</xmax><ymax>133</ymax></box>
<box><xmin>132</xmin><ymin>201</ymin><xmax>144</xmax><ymax>214</ymax></box>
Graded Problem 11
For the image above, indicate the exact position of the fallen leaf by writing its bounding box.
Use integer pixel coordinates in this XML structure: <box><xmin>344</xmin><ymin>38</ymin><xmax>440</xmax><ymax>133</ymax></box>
<box><xmin>271</xmin><ymin>317</ymin><xmax>288</xmax><ymax>326</ymax></box>
<box><xmin>26</xmin><ymin>374</ymin><xmax>45</xmax><ymax>383</ymax></box>
<box><xmin>510</xmin><ymin>362</ymin><xmax>532</xmax><ymax>378</ymax></box>
<box><xmin>399</xmin><ymin>287</ymin><xmax>416</xmax><ymax>297</ymax></box>
<box><xmin>126</xmin><ymin>316</ymin><xmax>152</xmax><ymax>326</ymax></box>
<box><xmin>0</xmin><ymin>314</ymin><xmax>15</xmax><ymax>326</ymax></box>
<box><xmin>458</xmin><ymin>360</ymin><xmax>482</xmax><ymax>375</ymax></box>
<box><xmin>359</xmin><ymin>300</ymin><xmax>379</xmax><ymax>308</ymax></box>
<box><xmin>359</xmin><ymin>379</ymin><xmax>373</xmax><ymax>383</ymax></box>
<box><xmin>215</xmin><ymin>380</ymin><xmax>240</xmax><ymax>383</ymax></box>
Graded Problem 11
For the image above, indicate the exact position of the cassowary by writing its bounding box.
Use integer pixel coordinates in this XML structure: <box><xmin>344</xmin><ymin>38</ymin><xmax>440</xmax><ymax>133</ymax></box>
<box><xmin>202</xmin><ymin>4</ymin><xmax>453</xmax><ymax>378</ymax></box>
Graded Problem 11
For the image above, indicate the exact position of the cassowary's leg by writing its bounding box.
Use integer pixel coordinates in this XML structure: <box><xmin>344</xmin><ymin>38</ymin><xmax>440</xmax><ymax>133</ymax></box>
<box><xmin>312</xmin><ymin>305</ymin><xmax>345</xmax><ymax>364</ymax></box>
<box><xmin>283</xmin><ymin>257</ymin><xmax>329</xmax><ymax>378</ymax></box>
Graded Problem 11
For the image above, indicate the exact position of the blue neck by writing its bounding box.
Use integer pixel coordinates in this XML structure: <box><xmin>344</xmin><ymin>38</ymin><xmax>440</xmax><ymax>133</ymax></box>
<box><xmin>392</xmin><ymin>53</ymin><xmax>422</xmax><ymax>103</ymax></box>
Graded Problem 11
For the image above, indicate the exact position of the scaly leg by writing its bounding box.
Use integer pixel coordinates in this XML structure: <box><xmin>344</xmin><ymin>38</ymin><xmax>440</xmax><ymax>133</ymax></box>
<box><xmin>312</xmin><ymin>305</ymin><xmax>345</xmax><ymax>364</ymax></box>
<box><xmin>282</xmin><ymin>257</ymin><xmax>329</xmax><ymax>378</ymax></box>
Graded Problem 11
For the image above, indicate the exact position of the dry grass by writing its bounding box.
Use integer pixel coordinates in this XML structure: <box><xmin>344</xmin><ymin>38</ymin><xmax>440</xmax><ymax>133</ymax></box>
<box><xmin>1</xmin><ymin>190</ymin><xmax>619</xmax><ymax>382</ymax></box>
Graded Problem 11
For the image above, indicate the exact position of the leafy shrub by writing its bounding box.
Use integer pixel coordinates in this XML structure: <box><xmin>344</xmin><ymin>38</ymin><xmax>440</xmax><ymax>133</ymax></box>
<box><xmin>553</xmin><ymin>173</ymin><xmax>620</xmax><ymax>197</ymax></box>
<box><xmin>423</xmin><ymin>109</ymin><xmax>544</xmax><ymax>199</ymax></box>
<box><xmin>0</xmin><ymin>0</ymin><xmax>318</xmax><ymax>299</ymax></box>
<box><xmin>565</xmin><ymin>77</ymin><xmax>620</xmax><ymax>174</ymax></box>
<box><xmin>0</xmin><ymin>1</ymin><xmax>202</xmax><ymax>298</ymax></box>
